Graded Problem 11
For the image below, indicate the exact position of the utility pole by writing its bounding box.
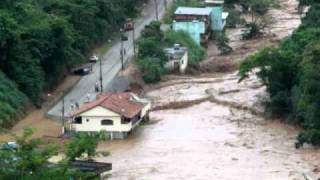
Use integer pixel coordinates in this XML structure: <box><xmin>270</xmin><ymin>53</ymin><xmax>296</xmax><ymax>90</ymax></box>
<box><xmin>120</xmin><ymin>28</ymin><xmax>124</xmax><ymax>70</ymax></box>
<box><xmin>61</xmin><ymin>92</ymin><xmax>65</xmax><ymax>135</ymax></box>
<box><xmin>132</xmin><ymin>22</ymin><xmax>136</xmax><ymax>57</ymax></box>
<box><xmin>164</xmin><ymin>0</ymin><xmax>167</xmax><ymax>10</ymax></box>
<box><xmin>154</xmin><ymin>0</ymin><xmax>159</xmax><ymax>21</ymax></box>
<box><xmin>99</xmin><ymin>55</ymin><xmax>103</xmax><ymax>92</ymax></box>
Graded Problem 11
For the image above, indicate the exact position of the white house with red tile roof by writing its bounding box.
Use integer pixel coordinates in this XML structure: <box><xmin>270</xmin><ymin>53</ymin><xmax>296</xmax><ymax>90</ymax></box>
<box><xmin>68</xmin><ymin>92</ymin><xmax>151</xmax><ymax>139</ymax></box>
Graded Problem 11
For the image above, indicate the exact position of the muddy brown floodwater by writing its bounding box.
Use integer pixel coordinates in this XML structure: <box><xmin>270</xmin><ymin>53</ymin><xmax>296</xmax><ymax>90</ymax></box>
<box><xmin>97</xmin><ymin>0</ymin><xmax>320</xmax><ymax>179</ymax></box>
<box><xmin>98</xmin><ymin>72</ymin><xmax>320</xmax><ymax>180</ymax></box>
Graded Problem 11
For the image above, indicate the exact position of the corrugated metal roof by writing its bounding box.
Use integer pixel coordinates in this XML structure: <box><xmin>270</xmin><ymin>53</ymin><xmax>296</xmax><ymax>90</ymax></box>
<box><xmin>175</xmin><ymin>7</ymin><xmax>212</xmax><ymax>16</ymax></box>
<box><xmin>205</xmin><ymin>0</ymin><xmax>224</xmax><ymax>4</ymax></box>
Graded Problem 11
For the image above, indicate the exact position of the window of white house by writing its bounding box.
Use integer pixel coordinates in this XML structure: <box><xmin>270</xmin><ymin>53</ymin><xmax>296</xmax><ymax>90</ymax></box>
<box><xmin>74</xmin><ymin>116</ymin><xmax>82</xmax><ymax>124</ymax></box>
<box><xmin>101</xmin><ymin>119</ymin><xmax>113</xmax><ymax>125</ymax></box>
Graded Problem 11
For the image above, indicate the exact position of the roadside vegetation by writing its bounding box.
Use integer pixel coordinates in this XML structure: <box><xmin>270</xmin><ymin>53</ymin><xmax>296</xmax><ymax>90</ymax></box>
<box><xmin>0</xmin><ymin>0</ymin><xmax>147</xmax><ymax>126</ymax></box>
<box><xmin>137</xmin><ymin>21</ymin><xmax>205</xmax><ymax>83</ymax></box>
<box><xmin>0</xmin><ymin>128</ymin><xmax>107</xmax><ymax>179</ymax></box>
<box><xmin>0</xmin><ymin>72</ymin><xmax>27</xmax><ymax>127</ymax></box>
<box><xmin>239</xmin><ymin>1</ymin><xmax>320</xmax><ymax>146</ymax></box>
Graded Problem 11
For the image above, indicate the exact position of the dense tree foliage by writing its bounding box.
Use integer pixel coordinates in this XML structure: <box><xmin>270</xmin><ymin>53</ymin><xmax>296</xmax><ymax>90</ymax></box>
<box><xmin>301</xmin><ymin>4</ymin><xmax>320</xmax><ymax>27</ymax></box>
<box><xmin>137</xmin><ymin>21</ymin><xmax>168</xmax><ymax>83</ymax></box>
<box><xmin>0</xmin><ymin>128</ymin><xmax>105</xmax><ymax>179</ymax></box>
<box><xmin>239</xmin><ymin>2</ymin><xmax>320</xmax><ymax>146</ymax></box>
<box><xmin>299</xmin><ymin>0</ymin><xmax>317</xmax><ymax>6</ymax></box>
<box><xmin>0</xmin><ymin>0</ymin><xmax>146</xmax><ymax>125</ymax></box>
<box><xmin>0</xmin><ymin>72</ymin><xmax>27</xmax><ymax>127</ymax></box>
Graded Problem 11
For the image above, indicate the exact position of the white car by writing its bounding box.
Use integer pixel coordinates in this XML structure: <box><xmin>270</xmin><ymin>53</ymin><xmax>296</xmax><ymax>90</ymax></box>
<box><xmin>89</xmin><ymin>55</ymin><xmax>99</xmax><ymax>63</ymax></box>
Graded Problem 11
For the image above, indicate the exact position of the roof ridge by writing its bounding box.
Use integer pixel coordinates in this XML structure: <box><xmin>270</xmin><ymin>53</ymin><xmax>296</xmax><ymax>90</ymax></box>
<box><xmin>99</xmin><ymin>94</ymin><xmax>112</xmax><ymax>105</ymax></box>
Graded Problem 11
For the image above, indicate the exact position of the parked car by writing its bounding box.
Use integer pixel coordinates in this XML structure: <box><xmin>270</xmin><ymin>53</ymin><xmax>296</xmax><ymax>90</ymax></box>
<box><xmin>73</xmin><ymin>68</ymin><xmax>91</xmax><ymax>76</ymax></box>
<box><xmin>89</xmin><ymin>55</ymin><xmax>99</xmax><ymax>63</ymax></box>
<box><xmin>1</xmin><ymin>142</ymin><xmax>18</xmax><ymax>151</ymax></box>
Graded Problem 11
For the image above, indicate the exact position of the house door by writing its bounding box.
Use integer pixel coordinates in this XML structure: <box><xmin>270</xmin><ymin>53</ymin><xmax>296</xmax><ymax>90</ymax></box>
<box><xmin>174</xmin><ymin>61</ymin><xmax>179</xmax><ymax>70</ymax></box>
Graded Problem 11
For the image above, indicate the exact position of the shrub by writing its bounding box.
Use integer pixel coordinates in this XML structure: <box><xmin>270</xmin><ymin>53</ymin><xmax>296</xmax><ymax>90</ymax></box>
<box><xmin>164</xmin><ymin>30</ymin><xmax>205</xmax><ymax>65</ymax></box>
<box><xmin>213</xmin><ymin>31</ymin><xmax>233</xmax><ymax>55</ymax></box>
<box><xmin>301</xmin><ymin>4</ymin><xmax>320</xmax><ymax>27</ymax></box>
<box><xmin>242</xmin><ymin>22</ymin><xmax>263</xmax><ymax>39</ymax></box>
<box><xmin>137</xmin><ymin>57</ymin><xmax>167</xmax><ymax>83</ymax></box>
<box><xmin>138</xmin><ymin>37</ymin><xmax>167</xmax><ymax>61</ymax></box>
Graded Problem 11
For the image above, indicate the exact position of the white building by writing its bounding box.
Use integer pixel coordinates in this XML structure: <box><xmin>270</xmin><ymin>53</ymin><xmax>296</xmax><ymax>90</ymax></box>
<box><xmin>164</xmin><ymin>44</ymin><xmax>188</xmax><ymax>74</ymax></box>
<box><xmin>69</xmin><ymin>92</ymin><xmax>151</xmax><ymax>139</ymax></box>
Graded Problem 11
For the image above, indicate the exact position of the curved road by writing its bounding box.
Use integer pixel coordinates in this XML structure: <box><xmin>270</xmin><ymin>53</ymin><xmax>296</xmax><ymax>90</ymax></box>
<box><xmin>47</xmin><ymin>0</ymin><xmax>169</xmax><ymax>119</ymax></box>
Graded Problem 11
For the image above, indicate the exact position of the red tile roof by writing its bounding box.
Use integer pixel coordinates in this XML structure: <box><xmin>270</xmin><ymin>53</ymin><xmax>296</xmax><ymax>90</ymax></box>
<box><xmin>71</xmin><ymin>93</ymin><xmax>145</xmax><ymax>119</ymax></box>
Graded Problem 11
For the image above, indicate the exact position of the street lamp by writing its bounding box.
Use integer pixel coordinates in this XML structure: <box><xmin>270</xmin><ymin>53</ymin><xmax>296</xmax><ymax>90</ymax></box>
<box><xmin>120</xmin><ymin>28</ymin><xmax>129</xmax><ymax>70</ymax></box>
<box><xmin>99</xmin><ymin>55</ymin><xmax>103</xmax><ymax>92</ymax></box>
<box><xmin>120</xmin><ymin>28</ymin><xmax>124</xmax><ymax>70</ymax></box>
<box><xmin>52</xmin><ymin>91</ymin><xmax>66</xmax><ymax>135</ymax></box>
<box><xmin>132</xmin><ymin>22</ymin><xmax>136</xmax><ymax>57</ymax></box>
<box><xmin>164</xmin><ymin>0</ymin><xmax>167</xmax><ymax>10</ymax></box>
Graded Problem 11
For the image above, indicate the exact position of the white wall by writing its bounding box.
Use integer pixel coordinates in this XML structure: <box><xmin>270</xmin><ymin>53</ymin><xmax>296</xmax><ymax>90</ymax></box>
<box><xmin>164</xmin><ymin>60</ymin><xmax>175</xmax><ymax>70</ymax></box>
<box><xmin>141</xmin><ymin>102</ymin><xmax>151</xmax><ymax>117</ymax></box>
<box><xmin>180</xmin><ymin>52</ymin><xmax>188</xmax><ymax>73</ymax></box>
<box><xmin>72</xmin><ymin>106</ymin><xmax>133</xmax><ymax>132</ymax></box>
<box><xmin>164</xmin><ymin>52</ymin><xmax>188</xmax><ymax>74</ymax></box>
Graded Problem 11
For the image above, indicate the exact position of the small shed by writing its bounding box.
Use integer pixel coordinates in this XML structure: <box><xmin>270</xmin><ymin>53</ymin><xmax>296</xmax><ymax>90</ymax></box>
<box><xmin>164</xmin><ymin>44</ymin><xmax>188</xmax><ymax>73</ymax></box>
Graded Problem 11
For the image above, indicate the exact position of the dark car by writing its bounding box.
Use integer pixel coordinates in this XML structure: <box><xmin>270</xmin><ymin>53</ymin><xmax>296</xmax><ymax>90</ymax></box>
<box><xmin>73</xmin><ymin>68</ymin><xmax>91</xmax><ymax>76</ymax></box>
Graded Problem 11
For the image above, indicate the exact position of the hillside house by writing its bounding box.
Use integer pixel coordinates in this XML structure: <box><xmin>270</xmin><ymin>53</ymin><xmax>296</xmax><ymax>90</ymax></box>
<box><xmin>205</xmin><ymin>0</ymin><xmax>229</xmax><ymax>31</ymax></box>
<box><xmin>164</xmin><ymin>44</ymin><xmax>188</xmax><ymax>73</ymax></box>
<box><xmin>69</xmin><ymin>92</ymin><xmax>151</xmax><ymax>139</ymax></box>
<box><xmin>173</xmin><ymin>7</ymin><xmax>212</xmax><ymax>45</ymax></box>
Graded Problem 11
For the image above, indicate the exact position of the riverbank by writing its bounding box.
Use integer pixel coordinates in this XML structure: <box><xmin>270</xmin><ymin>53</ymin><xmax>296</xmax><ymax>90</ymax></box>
<box><xmin>98</xmin><ymin>72</ymin><xmax>320</xmax><ymax>179</ymax></box>
<box><xmin>97</xmin><ymin>0</ymin><xmax>320</xmax><ymax>179</ymax></box>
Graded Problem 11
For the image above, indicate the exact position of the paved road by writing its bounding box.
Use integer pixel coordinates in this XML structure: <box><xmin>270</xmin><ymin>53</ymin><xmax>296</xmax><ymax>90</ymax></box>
<box><xmin>47</xmin><ymin>0</ymin><xmax>169</xmax><ymax>119</ymax></box>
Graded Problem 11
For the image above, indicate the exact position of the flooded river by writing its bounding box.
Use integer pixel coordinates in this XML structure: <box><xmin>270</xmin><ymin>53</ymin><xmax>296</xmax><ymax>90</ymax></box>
<box><xmin>98</xmin><ymin>73</ymin><xmax>320</xmax><ymax>180</ymax></box>
<box><xmin>97</xmin><ymin>0</ymin><xmax>320</xmax><ymax>179</ymax></box>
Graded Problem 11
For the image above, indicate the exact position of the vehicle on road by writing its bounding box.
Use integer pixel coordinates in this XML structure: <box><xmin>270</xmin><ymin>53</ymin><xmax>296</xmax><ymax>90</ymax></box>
<box><xmin>73</xmin><ymin>68</ymin><xmax>91</xmax><ymax>76</ymax></box>
<box><xmin>72</xmin><ymin>64</ymin><xmax>93</xmax><ymax>76</ymax></box>
<box><xmin>89</xmin><ymin>55</ymin><xmax>99</xmax><ymax>63</ymax></box>
<box><xmin>124</xmin><ymin>18</ymin><xmax>134</xmax><ymax>31</ymax></box>
<box><xmin>1</xmin><ymin>142</ymin><xmax>18</xmax><ymax>151</ymax></box>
